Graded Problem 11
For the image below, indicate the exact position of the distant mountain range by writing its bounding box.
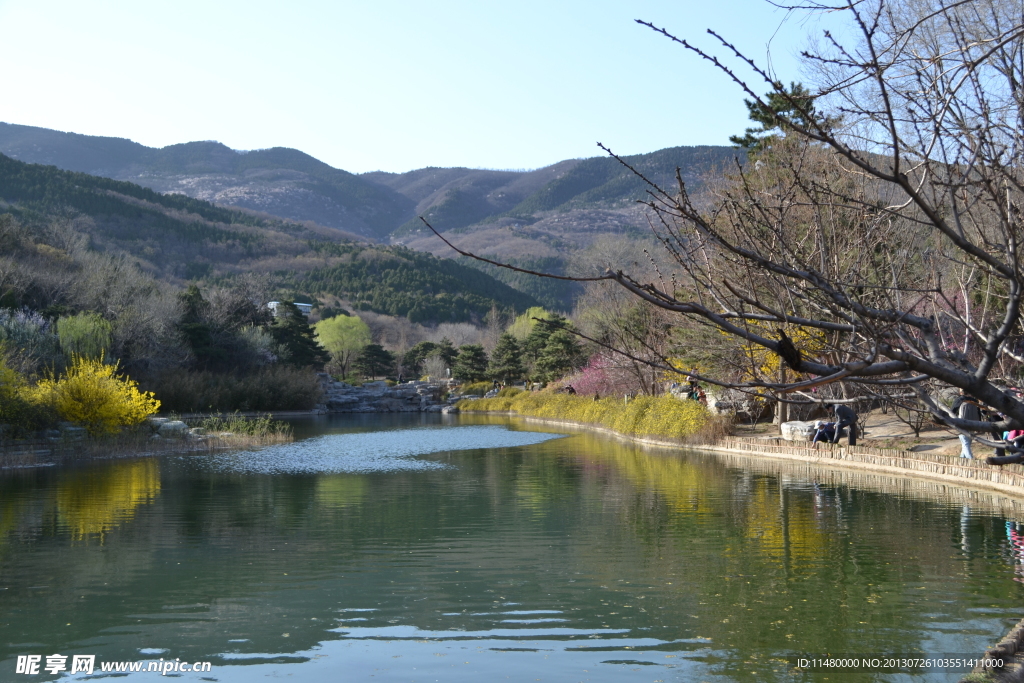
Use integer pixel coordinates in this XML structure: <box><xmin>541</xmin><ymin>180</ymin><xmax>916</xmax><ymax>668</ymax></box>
<box><xmin>0</xmin><ymin>123</ymin><xmax>410</xmax><ymax>240</ymax></box>
<box><xmin>0</xmin><ymin>122</ymin><xmax>742</xmax><ymax>308</ymax></box>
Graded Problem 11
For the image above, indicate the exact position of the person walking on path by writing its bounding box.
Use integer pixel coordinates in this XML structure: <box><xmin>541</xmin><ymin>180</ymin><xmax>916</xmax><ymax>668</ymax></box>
<box><xmin>826</xmin><ymin>403</ymin><xmax>858</xmax><ymax>446</ymax></box>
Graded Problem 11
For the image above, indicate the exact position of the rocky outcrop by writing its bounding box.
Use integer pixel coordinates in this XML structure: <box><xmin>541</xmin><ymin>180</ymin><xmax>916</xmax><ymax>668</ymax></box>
<box><xmin>316</xmin><ymin>376</ymin><xmax>460</xmax><ymax>414</ymax></box>
<box><xmin>666</xmin><ymin>385</ymin><xmax>771</xmax><ymax>423</ymax></box>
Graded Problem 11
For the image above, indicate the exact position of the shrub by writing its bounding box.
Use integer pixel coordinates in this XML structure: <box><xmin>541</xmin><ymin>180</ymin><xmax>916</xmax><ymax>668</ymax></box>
<box><xmin>497</xmin><ymin>386</ymin><xmax>524</xmax><ymax>398</ymax></box>
<box><xmin>459</xmin><ymin>381</ymin><xmax>493</xmax><ymax>396</ymax></box>
<box><xmin>29</xmin><ymin>355</ymin><xmax>160</xmax><ymax>435</ymax></box>
<box><xmin>0</xmin><ymin>308</ymin><xmax>61</xmax><ymax>375</ymax></box>
<box><xmin>56</xmin><ymin>312</ymin><xmax>112</xmax><ymax>360</ymax></box>
<box><xmin>143</xmin><ymin>366</ymin><xmax>323</xmax><ymax>413</ymax></box>
<box><xmin>459</xmin><ymin>391</ymin><xmax>716</xmax><ymax>442</ymax></box>
<box><xmin>0</xmin><ymin>355</ymin><xmax>56</xmax><ymax>437</ymax></box>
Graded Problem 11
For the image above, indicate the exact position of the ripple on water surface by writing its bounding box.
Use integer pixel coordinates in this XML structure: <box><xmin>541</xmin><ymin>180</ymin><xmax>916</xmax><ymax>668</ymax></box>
<box><xmin>196</xmin><ymin>425</ymin><xmax>565</xmax><ymax>474</ymax></box>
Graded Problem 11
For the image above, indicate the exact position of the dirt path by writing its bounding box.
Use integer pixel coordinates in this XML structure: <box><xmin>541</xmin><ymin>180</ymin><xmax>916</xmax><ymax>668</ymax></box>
<box><xmin>732</xmin><ymin>408</ymin><xmax>983</xmax><ymax>458</ymax></box>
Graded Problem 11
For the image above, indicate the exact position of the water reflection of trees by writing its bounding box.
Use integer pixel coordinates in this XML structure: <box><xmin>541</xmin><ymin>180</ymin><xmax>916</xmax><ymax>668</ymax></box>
<box><xmin>554</xmin><ymin>435</ymin><xmax>1024</xmax><ymax>667</ymax></box>
<box><xmin>55</xmin><ymin>460</ymin><xmax>161</xmax><ymax>540</ymax></box>
<box><xmin>2</xmin><ymin>432</ymin><xmax>1024</xmax><ymax>680</ymax></box>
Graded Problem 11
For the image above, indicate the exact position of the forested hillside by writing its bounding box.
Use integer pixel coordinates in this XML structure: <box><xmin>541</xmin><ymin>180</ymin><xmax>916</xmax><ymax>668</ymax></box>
<box><xmin>0</xmin><ymin>153</ymin><xmax>538</xmax><ymax>323</ymax></box>
<box><xmin>296</xmin><ymin>243</ymin><xmax>538</xmax><ymax>322</ymax></box>
<box><xmin>0</xmin><ymin>123</ymin><xmax>740</xmax><ymax>310</ymax></box>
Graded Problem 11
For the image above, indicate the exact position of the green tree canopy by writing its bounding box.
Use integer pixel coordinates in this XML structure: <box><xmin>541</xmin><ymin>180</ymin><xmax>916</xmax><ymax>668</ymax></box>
<box><xmin>402</xmin><ymin>341</ymin><xmax>438</xmax><ymax>376</ymax></box>
<box><xmin>271</xmin><ymin>301</ymin><xmax>329</xmax><ymax>369</ymax></box>
<box><xmin>314</xmin><ymin>314</ymin><xmax>371</xmax><ymax>378</ymax></box>
<box><xmin>353</xmin><ymin>343</ymin><xmax>395</xmax><ymax>379</ymax></box>
<box><xmin>452</xmin><ymin>344</ymin><xmax>489</xmax><ymax>383</ymax></box>
<box><xmin>488</xmin><ymin>333</ymin><xmax>524</xmax><ymax>383</ymax></box>
<box><xmin>176</xmin><ymin>284</ymin><xmax>229</xmax><ymax>370</ymax></box>
<box><xmin>435</xmin><ymin>338</ymin><xmax>458</xmax><ymax>367</ymax></box>
<box><xmin>534</xmin><ymin>329</ymin><xmax>585</xmax><ymax>383</ymax></box>
<box><xmin>729</xmin><ymin>82</ymin><xmax>830</xmax><ymax>154</ymax></box>
<box><xmin>507</xmin><ymin>306</ymin><xmax>555</xmax><ymax>340</ymax></box>
<box><xmin>56</xmin><ymin>311</ymin><xmax>112</xmax><ymax>361</ymax></box>
<box><xmin>523</xmin><ymin>314</ymin><xmax>568</xmax><ymax>361</ymax></box>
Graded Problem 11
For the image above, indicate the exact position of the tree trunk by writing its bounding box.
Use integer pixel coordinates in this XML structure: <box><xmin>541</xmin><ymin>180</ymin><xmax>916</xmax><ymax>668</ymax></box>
<box><xmin>774</xmin><ymin>367</ymin><xmax>789</xmax><ymax>426</ymax></box>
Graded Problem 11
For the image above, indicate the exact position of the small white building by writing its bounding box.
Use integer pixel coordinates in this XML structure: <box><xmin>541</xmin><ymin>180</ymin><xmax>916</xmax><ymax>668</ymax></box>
<box><xmin>267</xmin><ymin>301</ymin><xmax>313</xmax><ymax>317</ymax></box>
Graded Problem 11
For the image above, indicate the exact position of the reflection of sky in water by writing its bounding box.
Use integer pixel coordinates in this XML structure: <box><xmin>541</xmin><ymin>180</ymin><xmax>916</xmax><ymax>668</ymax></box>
<box><xmin>194</xmin><ymin>426</ymin><xmax>565</xmax><ymax>474</ymax></box>
<box><xmin>65</xmin><ymin>628</ymin><xmax>714</xmax><ymax>682</ymax></box>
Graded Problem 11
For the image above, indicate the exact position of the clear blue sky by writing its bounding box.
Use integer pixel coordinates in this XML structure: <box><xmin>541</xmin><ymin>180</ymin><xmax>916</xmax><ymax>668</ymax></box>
<box><xmin>0</xmin><ymin>0</ymin><xmax>831</xmax><ymax>173</ymax></box>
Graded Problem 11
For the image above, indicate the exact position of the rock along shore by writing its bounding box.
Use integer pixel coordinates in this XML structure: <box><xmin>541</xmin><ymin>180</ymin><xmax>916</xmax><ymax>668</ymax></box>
<box><xmin>316</xmin><ymin>376</ymin><xmax>461</xmax><ymax>414</ymax></box>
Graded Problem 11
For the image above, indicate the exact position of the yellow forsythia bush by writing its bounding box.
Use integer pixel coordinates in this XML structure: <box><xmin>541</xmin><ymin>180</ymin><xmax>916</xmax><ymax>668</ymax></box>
<box><xmin>459</xmin><ymin>391</ymin><xmax>713</xmax><ymax>441</ymax></box>
<box><xmin>29</xmin><ymin>355</ymin><xmax>161</xmax><ymax>435</ymax></box>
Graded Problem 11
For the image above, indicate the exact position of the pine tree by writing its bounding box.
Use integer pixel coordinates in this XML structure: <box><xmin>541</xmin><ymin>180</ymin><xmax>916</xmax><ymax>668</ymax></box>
<box><xmin>728</xmin><ymin>82</ymin><xmax>831</xmax><ymax>154</ymax></box>
<box><xmin>435</xmin><ymin>337</ymin><xmax>458</xmax><ymax>367</ymax></box>
<box><xmin>488</xmin><ymin>333</ymin><xmax>524</xmax><ymax>383</ymax></box>
<box><xmin>353</xmin><ymin>344</ymin><xmax>395</xmax><ymax>379</ymax></box>
<box><xmin>522</xmin><ymin>315</ymin><xmax>566</xmax><ymax>361</ymax></box>
<box><xmin>401</xmin><ymin>341</ymin><xmax>438</xmax><ymax>376</ymax></box>
<box><xmin>271</xmin><ymin>301</ymin><xmax>329</xmax><ymax>368</ymax></box>
<box><xmin>534</xmin><ymin>330</ymin><xmax>585</xmax><ymax>383</ymax></box>
<box><xmin>452</xmin><ymin>344</ymin><xmax>489</xmax><ymax>382</ymax></box>
<box><xmin>177</xmin><ymin>284</ymin><xmax>227</xmax><ymax>370</ymax></box>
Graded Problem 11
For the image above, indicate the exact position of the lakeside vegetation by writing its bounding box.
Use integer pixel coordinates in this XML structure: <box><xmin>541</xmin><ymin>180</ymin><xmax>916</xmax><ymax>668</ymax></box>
<box><xmin>302</xmin><ymin>241</ymin><xmax>538</xmax><ymax>322</ymax></box>
<box><xmin>0</xmin><ymin>83</ymin><xmax>840</xmax><ymax>451</ymax></box>
<box><xmin>459</xmin><ymin>391</ymin><xmax>725</xmax><ymax>443</ymax></box>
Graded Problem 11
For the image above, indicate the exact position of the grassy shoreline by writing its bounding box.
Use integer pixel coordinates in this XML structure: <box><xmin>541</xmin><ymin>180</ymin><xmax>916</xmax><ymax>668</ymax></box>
<box><xmin>458</xmin><ymin>391</ymin><xmax>726</xmax><ymax>443</ymax></box>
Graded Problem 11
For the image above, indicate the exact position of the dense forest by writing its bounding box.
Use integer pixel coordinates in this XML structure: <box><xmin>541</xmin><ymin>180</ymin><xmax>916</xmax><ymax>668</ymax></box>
<box><xmin>298</xmin><ymin>242</ymin><xmax>538</xmax><ymax>322</ymax></box>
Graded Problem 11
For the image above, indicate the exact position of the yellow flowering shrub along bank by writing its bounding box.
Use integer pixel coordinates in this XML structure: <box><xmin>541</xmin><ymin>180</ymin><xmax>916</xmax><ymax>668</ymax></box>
<box><xmin>28</xmin><ymin>355</ymin><xmax>160</xmax><ymax>435</ymax></box>
<box><xmin>459</xmin><ymin>391</ymin><xmax>724</xmax><ymax>443</ymax></box>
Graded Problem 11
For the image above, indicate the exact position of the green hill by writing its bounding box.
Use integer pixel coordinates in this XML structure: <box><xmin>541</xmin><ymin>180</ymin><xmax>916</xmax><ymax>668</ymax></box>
<box><xmin>299</xmin><ymin>243</ymin><xmax>539</xmax><ymax>323</ymax></box>
<box><xmin>0</xmin><ymin>153</ymin><xmax>538</xmax><ymax>323</ymax></box>
<box><xmin>0</xmin><ymin>123</ymin><xmax>741</xmax><ymax>310</ymax></box>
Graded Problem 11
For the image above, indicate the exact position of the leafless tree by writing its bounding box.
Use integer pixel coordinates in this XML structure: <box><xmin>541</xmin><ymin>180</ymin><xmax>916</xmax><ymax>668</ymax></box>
<box><xmin>610</xmin><ymin>0</ymin><xmax>1024</xmax><ymax>442</ymax></box>
<box><xmin>428</xmin><ymin>0</ymin><xmax>1024</xmax><ymax>449</ymax></box>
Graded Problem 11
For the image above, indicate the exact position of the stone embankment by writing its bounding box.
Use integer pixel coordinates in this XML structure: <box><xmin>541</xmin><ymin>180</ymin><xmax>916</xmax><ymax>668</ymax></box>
<box><xmin>316</xmin><ymin>376</ymin><xmax>462</xmax><ymax>414</ymax></box>
<box><xmin>708</xmin><ymin>436</ymin><xmax>1024</xmax><ymax>499</ymax></box>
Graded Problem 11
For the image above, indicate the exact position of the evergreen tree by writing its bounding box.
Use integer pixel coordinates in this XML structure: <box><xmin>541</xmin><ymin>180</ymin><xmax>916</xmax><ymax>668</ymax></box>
<box><xmin>452</xmin><ymin>344</ymin><xmax>489</xmax><ymax>382</ymax></box>
<box><xmin>435</xmin><ymin>337</ymin><xmax>458</xmax><ymax>367</ymax></box>
<box><xmin>402</xmin><ymin>341</ymin><xmax>438</xmax><ymax>376</ymax></box>
<box><xmin>271</xmin><ymin>301</ymin><xmax>329</xmax><ymax>368</ymax></box>
<box><xmin>729</xmin><ymin>82</ymin><xmax>831</xmax><ymax>154</ymax></box>
<box><xmin>353</xmin><ymin>343</ymin><xmax>395</xmax><ymax>379</ymax></box>
<box><xmin>523</xmin><ymin>315</ymin><xmax>567</xmax><ymax>361</ymax></box>
<box><xmin>534</xmin><ymin>330</ymin><xmax>585</xmax><ymax>382</ymax></box>
<box><xmin>488</xmin><ymin>333</ymin><xmax>524</xmax><ymax>383</ymax></box>
<box><xmin>177</xmin><ymin>284</ymin><xmax>227</xmax><ymax>370</ymax></box>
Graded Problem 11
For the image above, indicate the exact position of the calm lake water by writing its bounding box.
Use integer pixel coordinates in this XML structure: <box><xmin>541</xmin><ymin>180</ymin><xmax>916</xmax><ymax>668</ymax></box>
<box><xmin>3</xmin><ymin>413</ymin><xmax>1024</xmax><ymax>682</ymax></box>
